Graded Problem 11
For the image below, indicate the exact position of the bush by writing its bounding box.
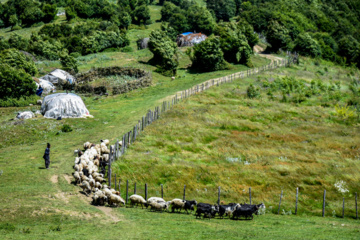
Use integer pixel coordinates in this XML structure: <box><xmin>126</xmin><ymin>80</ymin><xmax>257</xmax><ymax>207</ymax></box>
<box><xmin>148</xmin><ymin>30</ymin><xmax>179</xmax><ymax>76</ymax></box>
<box><xmin>59</xmin><ymin>50</ymin><xmax>78</xmax><ymax>73</ymax></box>
<box><xmin>187</xmin><ymin>37</ymin><xmax>228</xmax><ymax>72</ymax></box>
<box><xmin>0</xmin><ymin>48</ymin><xmax>38</xmax><ymax>75</ymax></box>
<box><xmin>61</xmin><ymin>124</ymin><xmax>73</xmax><ymax>133</ymax></box>
<box><xmin>294</xmin><ymin>33</ymin><xmax>322</xmax><ymax>57</ymax></box>
<box><xmin>0</xmin><ymin>64</ymin><xmax>37</xmax><ymax>100</ymax></box>
<box><xmin>247</xmin><ymin>84</ymin><xmax>260</xmax><ymax>99</ymax></box>
<box><xmin>0</xmin><ymin>94</ymin><xmax>39</xmax><ymax>107</ymax></box>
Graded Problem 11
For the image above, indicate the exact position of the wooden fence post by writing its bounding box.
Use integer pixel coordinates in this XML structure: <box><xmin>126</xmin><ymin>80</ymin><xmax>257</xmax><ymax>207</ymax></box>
<box><xmin>278</xmin><ymin>190</ymin><xmax>283</xmax><ymax>214</ymax></box>
<box><xmin>183</xmin><ymin>185</ymin><xmax>186</xmax><ymax>201</ymax></box>
<box><xmin>249</xmin><ymin>187</ymin><xmax>252</xmax><ymax>205</ymax></box>
<box><xmin>218</xmin><ymin>186</ymin><xmax>221</xmax><ymax>205</ymax></box>
<box><xmin>145</xmin><ymin>183</ymin><xmax>148</xmax><ymax>201</ymax></box>
<box><xmin>115</xmin><ymin>174</ymin><xmax>117</xmax><ymax>191</ymax></box>
<box><xmin>134</xmin><ymin>182</ymin><xmax>137</xmax><ymax>194</ymax></box>
<box><xmin>118</xmin><ymin>179</ymin><xmax>121</xmax><ymax>193</ymax></box>
<box><xmin>322</xmin><ymin>190</ymin><xmax>326</xmax><ymax>217</ymax></box>
<box><xmin>295</xmin><ymin>187</ymin><xmax>298</xmax><ymax>215</ymax></box>
<box><xmin>343</xmin><ymin>197</ymin><xmax>345</xmax><ymax>218</ymax></box>
<box><xmin>126</xmin><ymin>180</ymin><xmax>129</xmax><ymax>204</ymax></box>
<box><xmin>161</xmin><ymin>184</ymin><xmax>163</xmax><ymax>199</ymax></box>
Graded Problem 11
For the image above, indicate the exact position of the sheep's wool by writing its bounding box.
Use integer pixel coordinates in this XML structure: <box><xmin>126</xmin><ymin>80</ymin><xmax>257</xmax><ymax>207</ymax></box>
<box><xmin>41</xmin><ymin>93</ymin><xmax>93</xmax><ymax>119</ymax></box>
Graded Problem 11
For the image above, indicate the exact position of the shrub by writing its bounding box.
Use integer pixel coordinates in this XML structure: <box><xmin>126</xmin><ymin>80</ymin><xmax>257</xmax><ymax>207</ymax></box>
<box><xmin>61</xmin><ymin>124</ymin><xmax>73</xmax><ymax>133</ymax></box>
<box><xmin>0</xmin><ymin>65</ymin><xmax>37</xmax><ymax>100</ymax></box>
<box><xmin>247</xmin><ymin>84</ymin><xmax>260</xmax><ymax>99</ymax></box>
<box><xmin>59</xmin><ymin>50</ymin><xmax>79</xmax><ymax>73</ymax></box>
<box><xmin>187</xmin><ymin>37</ymin><xmax>228</xmax><ymax>72</ymax></box>
<box><xmin>148</xmin><ymin>30</ymin><xmax>179</xmax><ymax>76</ymax></box>
<box><xmin>0</xmin><ymin>48</ymin><xmax>38</xmax><ymax>75</ymax></box>
<box><xmin>294</xmin><ymin>33</ymin><xmax>322</xmax><ymax>57</ymax></box>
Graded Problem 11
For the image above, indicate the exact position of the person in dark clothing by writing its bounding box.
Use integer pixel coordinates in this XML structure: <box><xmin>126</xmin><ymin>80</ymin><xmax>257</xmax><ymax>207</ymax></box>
<box><xmin>36</xmin><ymin>85</ymin><xmax>43</xmax><ymax>97</ymax></box>
<box><xmin>43</xmin><ymin>143</ymin><xmax>51</xmax><ymax>169</ymax></box>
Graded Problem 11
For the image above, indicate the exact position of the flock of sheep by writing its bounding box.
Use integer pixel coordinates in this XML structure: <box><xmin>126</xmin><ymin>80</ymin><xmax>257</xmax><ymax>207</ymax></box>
<box><xmin>72</xmin><ymin>140</ymin><xmax>265</xmax><ymax>220</ymax></box>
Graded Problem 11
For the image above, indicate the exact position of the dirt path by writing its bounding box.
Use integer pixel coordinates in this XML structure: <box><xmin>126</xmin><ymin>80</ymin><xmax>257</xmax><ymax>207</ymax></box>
<box><xmin>95</xmin><ymin>206</ymin><xmax>122</xmax><ymax>222</ymax></box>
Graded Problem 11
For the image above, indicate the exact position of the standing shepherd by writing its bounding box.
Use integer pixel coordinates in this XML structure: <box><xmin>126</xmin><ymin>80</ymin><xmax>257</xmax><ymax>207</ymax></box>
<box><xmin>43</xmin><ymin>143</ymin><xmax>51</xmax><ymax>169</ymax></box>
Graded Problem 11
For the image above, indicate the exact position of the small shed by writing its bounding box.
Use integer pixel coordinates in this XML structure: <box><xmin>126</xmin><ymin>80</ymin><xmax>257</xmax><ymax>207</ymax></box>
<box><xmin>41</xmin><ymin>69</ymin><xmax>75</xmax><ymax>85</ymax></box>
<box><xmin>41</xmin><ymin>93</ymin><xmax>92</xmax><ymax>119</ymax></box>
<box><xmin>176</xmin><ymin>33</ymin><xmax>207</xmax><ymax>47</ymax></box>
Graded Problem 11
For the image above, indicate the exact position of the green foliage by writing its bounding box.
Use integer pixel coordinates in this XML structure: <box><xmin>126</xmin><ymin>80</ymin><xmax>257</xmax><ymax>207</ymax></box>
<box><xmin>0</xmin><ymin>0</ymin><xmax>56</xmax><ymax>28</ymax></box>
<box><xmin>265</xmin><ymin>21</ymin><xmax>292</xmax><ymax>51</ymax></box>
<box><xmin>59</xmin><ymin>49</ymin><xmax>79</xmax><ymax>73</ymax></box>
<box><xmin>0</xmin><ymin>48</ymin><xmax>38</xmax><ymax>75</ymax></box>
<box><xmin>60</xmin><ymin>124</ymin><xmax>73</xmax><ymax>133</ymax></box>
<box><xmin>205</xmin><ymin>0</ymin><xmax>236</xmax><ymax>22</ymax></box>
<box><xmin>187</xmin><ymin>37</ymin><xmax>228</xmax><ymax>72</ymax></box>
<box><xmin>294</xmin><ymin>33</ymin><xmax>322</xmax><ymax>58</ymax></box>
<box><xmin>161</xmin><ymin>1</ymin><xmax>216</xmax><ymax>35</ymax></box>
<box><xmin>0</xmin><ymin>94</ymin><xmax>39</xmax><ymax>107</ymax></box>
<box><xmin>215</xmin><ymin>22</ymin><xmax>253</xmax><ymax>67</ymax></box>
<box><xmin>241</xmin><ymin>0</ymin><xmax>360</xmax><ymax>67</ymax></box>
<box><xmin>8</xmin><ymin>33</ymin><xmax>29</xmax><ymax>51</ymax></box>
<box><xmin>28</xmin><ymin>33</ymin><xmax>63</xmax><ymax>60</ymax></box>
<box><xmin>148</xmin><ymin>30</ymin><xmax>179</xmax><ymax>76</ymax></box>
<box><xmin>0</xmin><ymin>64</ymin><xmax>36</xmax><ymax>100</ymax></box>
<box><xmin>132</xmin><ymin>4</ymin><xmax>151</xmax><ymax>25</ymax></box>
<box><xmin>246</xmin><ymin>84</ymin><xmax>260</xmax><ymax>99</ymax></box>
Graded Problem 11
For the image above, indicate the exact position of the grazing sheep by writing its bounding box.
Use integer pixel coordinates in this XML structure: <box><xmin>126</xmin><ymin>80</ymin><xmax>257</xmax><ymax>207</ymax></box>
<box><xmin>170</xmin><ymin>199</ymin><xmax>186</xmax><ymax>213</ymax></box>
<box><xmin>74</xmin><ymin>157</ymin><xmax>80</xmax><ymax>164</ymax></box>
<box><xmin>92</xmin><ymin>189</ymin><xmax>107</xmax><ymax>206</ymax></box>
<box><xmin>81</xmin><ymin>174</ymin><xmax>89</xmax><ymax>182</ymax></box>
<box><xmin>94</xmin><ymin>159</ymin><xmax>100</xmax><ymax>167</ymax></box>
<box><xmin>108</xmin><ymin>194</ymin><xmax>125</xmax><ymax>207</ymax></box>
<box><xmin>95</xmin><ymin>176</ymin><xmax>106</xmax><ymax>183</ymax></box>
<box><xmin>95</xmin><ymin>182</ymin><xmax>102</xmax><ymax>189</ymax></box>
<box><xmin>100</xmin><ymin>143</ymin><xmax>110</xmax><ymax>154</ymax></box>
<box><xmin>129</xmin><ymin>194</ymin><xmax>147</xmax><ymax>208</ymax></box>
<box><xmin>149</xmin><ymin>202</ymin><xmax>168</xmax><ymax>212</ymax></box>
<box><xmin>101</xmin><ymin>139</ymin><xmax>110</xmax><ymax>146</ymax></box>
<box><xmin>80</xmin><ymin>181</ymin><xmax>91</xmax><ymax>196</ymax></box>
<box><xmin>84</xmin><ymin>142</ymin><xmax>92</xmax><ymax>150</ymax></box>
<box><xmin>103</xmin><ymin>188</ymin><xmax>113</xmax><ymax>197</ymax></box>
<box><xmin>73</xmin><ymin>171</ymin><xmax>81</xmax><ymax>184</ymax></box>
<box><xmin>89</xmin><ymin>179</ymin><xmax>95</xmax><ymax>190</ymax></box>
<box><xmin>147</xmin><ymin>197</ymin><xmax>165</xmax><ymax>206</ymax></box>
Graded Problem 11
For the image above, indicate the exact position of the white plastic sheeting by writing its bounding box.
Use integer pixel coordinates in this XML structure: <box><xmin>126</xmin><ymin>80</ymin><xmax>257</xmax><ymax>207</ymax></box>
<box><xmin>35</xmin><ymin>79</ymin><xmax>56</xmax><ymax>95</ymax></box>
<box><xmin>16</xmin><ymin>111</ymin><xmax>35</xmax><ymax>120</ymax></box>
<box><xmin>41</xmin><ymin>69</ymin><xmax>75</xmax><ymax>85</ymax></box>
<box><xmin>41</xmin><ymin>93</ymin><xmax>92</xmax><ymax>119</ymax></box>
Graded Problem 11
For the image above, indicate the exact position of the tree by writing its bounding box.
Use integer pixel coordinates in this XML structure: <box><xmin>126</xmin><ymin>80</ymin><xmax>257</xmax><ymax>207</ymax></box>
<box><xmin>237</xmin><ymin>19</ymin><xmax>258</xmax><ymax>51</ymax></box>
<box><xmin>132</xmin><ymin>4</ymin><xmax>151</xmax><ymax>24</ymax></box>
<box><xmin>187</xmin><ymin>37</ymin><xmax>228</xmax><ymax>72</ymax></box>
<box><xmin>0</xmin><ymin>64</ymin><xmax>37</xmax><ymax>100</ymax></box>
<box><xmin>0</xmin><ymin>48</ymin><xmax>38</xmax><ymax>76</ymax></box>
<box><xmin>42</xmin><ymin>4</ymin><xmax>57</xmax><ymax>23</ymax></box>
<box><xmin>265</xmin><ymin>20</ymin><xmax>292</xmax><ymax>51</ymax></box>
<box><xmin>59</xmin><ymin>49</ymin><xmax>78</xmax><ymax>73</ymax></box>
<box><xmin>205</xmin><ymin>0</ymin><xmax>236</xmax><ymax>22</ymax></box>
<box><xmin>293</xmin><ymin>33</ymin><xmax>322</xmax><ymax>57</ymax></box>
<box><xmin>215</xmin><ymin>22</ymin><xmax>253</xmax><ymax>67</ymax></box>
<box><xmin>168</xmin><ymin>13</ymin><xmax>189</xmax><ymax>33</ymax></box>
<box><xmin>148</xmin><ymin>30</ymin><xmax>179</xmax><ymax>76</ymax></box>
<box><xmin>187</xmin><ymin>6</ymin><xmax>216</xmax><ymax>35</ymax></box>
<box><xmin>338</xmin><ymin>35</ymin><xmax>359</xmax><ymax>64</ymax></box>
<box><xmin>8</xmin><ymin>33</ymin><xmax>29</xmax><ymax>51</ymax></box>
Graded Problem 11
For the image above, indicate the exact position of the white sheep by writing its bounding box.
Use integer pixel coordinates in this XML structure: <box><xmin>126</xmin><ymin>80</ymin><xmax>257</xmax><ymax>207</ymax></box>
<box><xmin>129</xmin><ymin>194</ymin><xmax>147</xmax><ymax>208</ymax></box>
<box><xmin>95</xmin><ymin>182</ymin><xmax>102</xmax><ymax>189</ymax></box>
<box><xmin>101</xmin><ymin>139</ymin><xmax>110</xmax><ymax>146</ymax></box>
<box><xmin>170</xmin><ymin>199</ymin><xmax>186</xmax><ymax>212</ymax></box>
<box><xmin>147</xmin><ymin>197</ymin><xmax>165</xmax><ymax>208</ymax></box>
<box><xmin>74</xmin><ymin>157</ymin><xmax>80</xmax><ymax>165</ymax></box>
<box><xmin>103</xmin><ymin>188</ymin><xmax>113</xmax><ymax>197</ymax></box>
<box><xmin>83</xmin><ymin>142</ymin><xmax>92</xmax><ymax>150</ymax></box>
<box><xmin>108</xmin><ymin>194</ymin><xmax>125</xmax><ymax>207</ymax></box>
<box><xmin>92</xmin><ymin>189</ymin><xmax>108</xmax><ymax>206</ymax></box>
<box><xmin>80</xmin><ymin>181</ymin><xmax>91</xmax><ymax>196</ymax></box>
<box><xmin>73</xmin><ymin>171</ymin><xmax>81</xmax><ymax>184</ymax></box>
<box><xmin>149</xmin><ymin>202</ymin><xmax>168</xmax><ymax>212</ymax></box>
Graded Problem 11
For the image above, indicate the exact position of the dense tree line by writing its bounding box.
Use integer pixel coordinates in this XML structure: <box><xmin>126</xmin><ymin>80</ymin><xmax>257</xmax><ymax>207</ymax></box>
<box><xmin>240</xmin><ymin>0</ymin><xmax>360</xmax><ymax>67</ymax></box>
<box><xmin>0</xmin><ymin>0</ymin><xmax>57</xmax><ymax>29</ymax></box>
<box><xmin>0</xmin><ymin>21</ymin><xmax>129</xmax><ymax>61</ymax></box>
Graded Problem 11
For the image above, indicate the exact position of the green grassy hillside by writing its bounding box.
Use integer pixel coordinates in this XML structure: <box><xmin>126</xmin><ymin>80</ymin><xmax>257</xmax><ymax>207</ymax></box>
<box><xmin>112</xmin><ymin>57</ymin><xmax>360</xmax><ymax>217</ymax></box>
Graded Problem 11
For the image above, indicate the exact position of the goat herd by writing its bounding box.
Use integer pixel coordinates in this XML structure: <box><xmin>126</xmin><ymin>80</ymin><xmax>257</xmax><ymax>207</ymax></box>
<box><xmin>72</xmin><ymin>140</ymin><xmax>265</xmax><ymax>220</ymax></box>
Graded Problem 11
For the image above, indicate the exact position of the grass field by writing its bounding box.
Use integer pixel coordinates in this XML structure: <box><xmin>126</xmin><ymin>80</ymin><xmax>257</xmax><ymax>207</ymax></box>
<box><xmin>1</xmin><ymin>1</ymin><xmax>360</xmax><ymax>239</ymax></box>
